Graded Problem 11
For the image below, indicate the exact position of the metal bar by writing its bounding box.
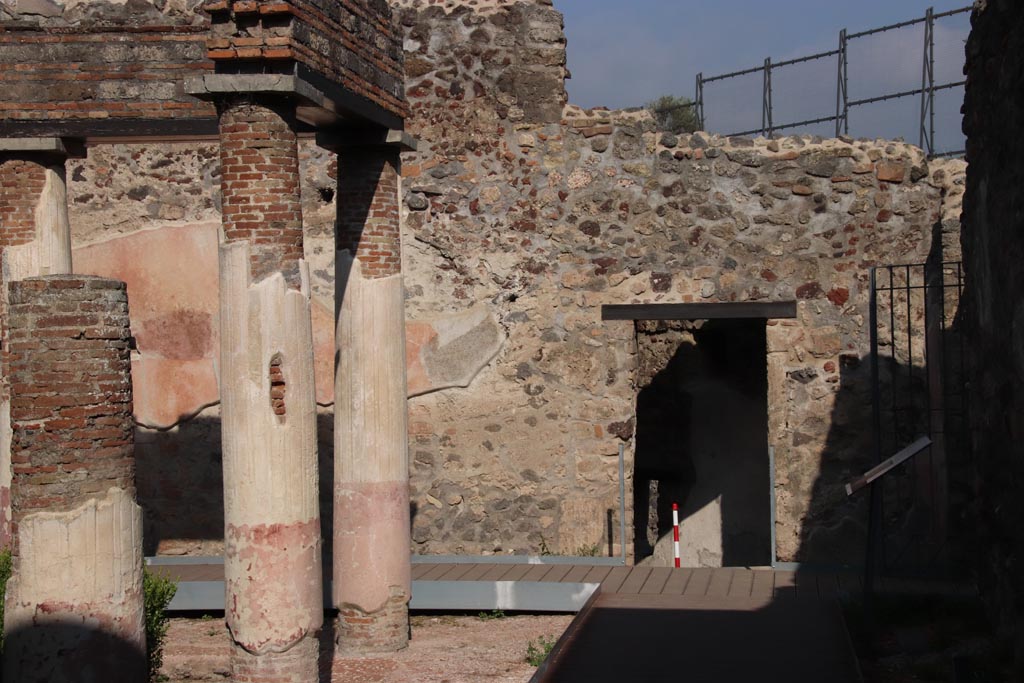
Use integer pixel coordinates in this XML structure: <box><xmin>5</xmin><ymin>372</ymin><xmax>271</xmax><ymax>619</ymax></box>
<box><xmin>770</xmin><ymin>114</ymin><xmax>842</xmax><ymax>132</ymax></box>
<box><xmin>848</xmin><ymin>80</ymin><xmax>965</xmax><ymax>109</ymax></box>
<box><xmin>919</xmin><ymin>8</ymin><xmax>935</xmax><ymax>154</ymax></box>
<box><xmin>762</xmin><ymin>57</ymin><xmax>772</xmax><ymax>137</ymax></box>
<box><xmin>769</xmin><ymin>446</ymin><xmax>777</xmax><ymax>569</ymax></box>
<box><xmin>772</xmin><ymin>48</ymin><xmax>841</xmax><ymax>69</ymax></box>
<box><xmin>702</xmin><ymin>63</ymin><xmax>766</xmax><ymax>83</ymax></box>
<box><xmin>847</xmin><ymin>437</ymin><xmax>933</xmax><ymax>496</ymax></box>
<box><xmin>865</xmin><ymin>268</ymin><xmax>884</xmax><ymax>606</ymax></box>
<box><xmin>729</xmin><ymin>114</ymin><xmax>839</xmax><ymax>138</ymax></box>
<box><xmin>836</xmin><ymin>29</ymin><xmax>848</xmax><ymax>137</ymax></box>
<box><xmin>618</xmin><ymin>442</ymin><xmax>627</xmax><ymax>564</ymax></box>
<box><xmin>929</xmin><ymin>9</ymin><xmax>936</xmax><ymax>158</ymax></box>
<box><xmin>934</xmin><ymin>6</ymin><xmax>972</xmax><ymax>20</ymax></box>
<box><xmin>696</xmin><ymin>72</ymin><xmax>705</xmax><ymax>131</ymax></box>
<box><xmin>847</xmin><ymin>15</ymin><xmax>927</xmax><ymax>40</ymax></box>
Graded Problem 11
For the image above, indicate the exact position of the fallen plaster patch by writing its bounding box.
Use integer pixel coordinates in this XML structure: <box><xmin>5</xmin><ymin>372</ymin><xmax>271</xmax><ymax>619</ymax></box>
<box><xmin>407</xmin><ymin>305</ymin><xmax>505</xmax><ymax>397</ymax></box>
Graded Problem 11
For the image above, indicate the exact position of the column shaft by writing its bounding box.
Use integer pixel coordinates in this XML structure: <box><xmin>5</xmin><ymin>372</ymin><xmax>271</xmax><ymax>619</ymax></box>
<box><xmin>334</xmin><ymin>147</ymin><xmax>411</xmax><ymax>653</ymax></box>
<box><xmin>215</xmin><ymin>99</ymin><xmax>322</xmax><ymax>683</ymax></box>
<box><xmin>0</xmin><ymin>149</ymin><xmax>74</xmax><ymax>548</ymax></box>
<box><xmin>2</xmin><ymin>275</ymin><xmax>144</xmax><ymax>683</ymax></box>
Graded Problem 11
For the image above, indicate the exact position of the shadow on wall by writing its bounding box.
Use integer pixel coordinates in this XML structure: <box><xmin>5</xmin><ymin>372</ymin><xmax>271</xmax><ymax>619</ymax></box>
<box><xmin>3</xmin><ymin>623</ymin><xmax>146</xmax><ymax>682</ymax></box>
<box><xmin>633</xmin><ymin>319</ymin><xmax>771</xmax><ymax>567</ymax></box>
<box><xmin>137</xmin><ymin>413</ymin><xmax>337</xmax><ymax>557</ymax></box>
<box><xmin>634</xmin><ymin>223</ymin><xmax>964</xmax><ymax>571</ymax></box>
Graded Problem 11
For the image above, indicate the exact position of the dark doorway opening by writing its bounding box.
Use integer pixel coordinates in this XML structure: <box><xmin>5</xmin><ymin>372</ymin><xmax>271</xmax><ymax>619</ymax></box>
<box><xmin>633</xmin><ymin>318</ymin><xmax>771</xmax><ymax>567</ymax></box>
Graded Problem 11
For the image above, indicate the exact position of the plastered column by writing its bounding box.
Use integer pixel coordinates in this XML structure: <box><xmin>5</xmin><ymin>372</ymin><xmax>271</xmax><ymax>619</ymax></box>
<box><xmin>334</xmin><ymin>145</ymin><xmax>411</xmax><ymax>653</ymax></box>
<box><xmin>0</xmin><ymin>139</ymin><xmax>76</xmax><ymax>549</ymax></box>
<box><xmin>215</xmin><ymin>99</ymin><xmax>322</xmax><ymax>683</ymax></box>
<box><xmin>2</xmin><ymin>275</ymin><xmax>144</xmax><ymax>683</ymax></box>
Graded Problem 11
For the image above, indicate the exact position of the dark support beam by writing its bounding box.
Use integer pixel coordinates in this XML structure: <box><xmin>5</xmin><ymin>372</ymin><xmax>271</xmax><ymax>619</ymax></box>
<box><xmin>601</xmin><ymin>301</ymin><xmax>798</xmax><ymax>321</ymax></box>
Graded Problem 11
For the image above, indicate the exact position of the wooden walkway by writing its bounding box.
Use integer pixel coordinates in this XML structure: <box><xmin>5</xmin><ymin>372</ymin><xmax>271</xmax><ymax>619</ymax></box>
<box><xmin>151</xmin><ymin>558</ymin><xmax>895</xmax><ymax>611</ymax></box>
<box><xmin>410</xmin><ymin>563</ymin><xmax>864</xmax><ymax>601</ymax></box>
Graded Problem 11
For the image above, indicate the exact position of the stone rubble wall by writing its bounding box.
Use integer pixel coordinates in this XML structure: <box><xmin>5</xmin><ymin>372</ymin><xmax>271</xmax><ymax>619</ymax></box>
<box><xmin>52</xmin><ymin>0</ymin><xmax>965</xmax><ymax>565</ymax></box>
<box><xmin>961</xmin><ymin>0</ymin><xmax>1024</xmax><ymax>674</ymax></box>
<box><xmin>396</xmin><ymin>0</ymin><xmax>966</xmax><ymax>563</ymax></box>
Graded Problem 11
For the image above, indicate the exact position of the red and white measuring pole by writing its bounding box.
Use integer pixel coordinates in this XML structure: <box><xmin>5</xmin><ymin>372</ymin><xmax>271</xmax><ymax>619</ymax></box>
<box><xmin>672</xmin><ymin>502</ymin><xmax>681</xmax><ymax>568</ymax></box>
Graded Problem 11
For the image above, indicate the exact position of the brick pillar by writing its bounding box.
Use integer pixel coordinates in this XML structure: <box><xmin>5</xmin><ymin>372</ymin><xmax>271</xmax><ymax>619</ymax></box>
<box><xmin>2</xmin><ymin>275</ymin><xmax>145</xmax><ymax>683</ymax></box>
<box><xmin>333</xmin><ymin>145</ymin><xmax>411</xmax><ymax>653</ymax></box>
<box><xmin>0</xmin><ymin>139</ymin><xmax>76</xmax><ymax>549</ymax></box>
<box><xmin>215</xmin><ymin>99</ymin><xmax>322</xmax><ymax>683</ymax></box>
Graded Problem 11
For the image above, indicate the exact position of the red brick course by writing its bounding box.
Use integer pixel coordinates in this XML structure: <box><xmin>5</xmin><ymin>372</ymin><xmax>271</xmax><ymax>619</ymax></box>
<box><xmin>204</xmin><ymin>0</ymin><xmax>407</xmax><ymax>121</ymax></box>
<box><xmin>230</xmin><ymin>630</ymin><xmax>319</xmax><ymax>683</ymax></box>
<box><xmin>217</xmin><ymin>99</ymin><xmax>304</xmax><ymax>286</ymax></box>
<box><xmin>336</xmin><ymin>147</ymin><xmax>402</xmax><ymax>279</ymax></box>
<box><xmin>0</xmin><ymin>26</ymin><xmax>215</xmax><ymax>124</ymax></box>
<box><xmin>336</xmin><ymin>588</ymin><xmax>409</xmax><ymax>654</ymax></box>
<box><xmin>5</xmin><ymin>275</ymin><xmax>134</xmax><ymax>552</ymax></box>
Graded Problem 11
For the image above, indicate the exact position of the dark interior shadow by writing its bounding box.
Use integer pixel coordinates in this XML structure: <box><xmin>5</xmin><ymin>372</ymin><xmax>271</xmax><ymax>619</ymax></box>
<box><xmin>135</xmin><ymin>412</ymin><xmax>336</xmax><ymax>561</ymax></box>
<box><xmin>633</xmin><ymin>319</ymin><xmax>771</xmax><ymax>567</ymax></box>
<box><xmin>3</xmin><ymin>622</ymin><xmax>147</xmax><ymax>682</ymax></box>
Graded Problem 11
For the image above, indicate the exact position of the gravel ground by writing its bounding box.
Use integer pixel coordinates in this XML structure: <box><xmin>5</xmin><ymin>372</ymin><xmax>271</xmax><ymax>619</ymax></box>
<box><xmin>160</xmin><ymin>613</ymin><xmax>574</xmax><ymax>682</ymax></box>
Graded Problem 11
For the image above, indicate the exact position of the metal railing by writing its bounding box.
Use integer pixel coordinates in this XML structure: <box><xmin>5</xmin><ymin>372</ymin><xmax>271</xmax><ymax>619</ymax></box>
<box><xmin>867</xmin><ymin>261</ymin><xmax>970</xmax><ymax>580</ymax></box>
<box><xmin>658</xmin><ymin>6</ymin><xmax>972</xmax><ymax>158</ymax></box>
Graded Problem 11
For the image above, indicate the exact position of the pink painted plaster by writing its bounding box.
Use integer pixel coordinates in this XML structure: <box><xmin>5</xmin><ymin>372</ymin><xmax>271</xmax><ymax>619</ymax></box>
<box><xmin>333</xmin><ymin>480</ymin><xmax>411</xmax><ymax>613</ymax></box>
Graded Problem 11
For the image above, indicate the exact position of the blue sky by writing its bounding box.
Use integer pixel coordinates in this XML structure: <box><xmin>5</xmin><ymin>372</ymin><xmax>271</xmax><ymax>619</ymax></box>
<box><xmin>557</xmin><ymin>0</ymin><xmax>972</xmax><ymax>153</ymax></box>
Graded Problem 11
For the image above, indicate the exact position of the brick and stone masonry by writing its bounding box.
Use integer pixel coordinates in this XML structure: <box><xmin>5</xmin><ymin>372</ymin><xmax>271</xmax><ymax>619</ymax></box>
<box><xmin>2</xmin><ymin>275</ymin><xmax>145</xmax><ymax>683</ymax></box>
<box><xmin>333</xmin><ymin>145</ymin><xmax>411</xmax><ymax>652</ymax></box>
<box><xmin>0</xmin><ymin>139</ymin><xmax>75</xmax><ymax>550</ymax></box>
<box><xmin>215</xmin><ymin>98</ymin><xmax>323</xmax><ymax>683</ymax></box>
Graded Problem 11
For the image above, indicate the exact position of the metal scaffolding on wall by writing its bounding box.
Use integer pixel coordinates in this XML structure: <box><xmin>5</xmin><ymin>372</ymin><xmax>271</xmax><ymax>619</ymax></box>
<box><xmin>661</xmin><ymin>6</ymin><xmax>971</xmax><ymax>158</ymax></box>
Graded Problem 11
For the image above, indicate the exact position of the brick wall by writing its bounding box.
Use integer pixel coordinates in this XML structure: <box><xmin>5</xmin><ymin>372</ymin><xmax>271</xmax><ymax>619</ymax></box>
<box><xmin>961</xmin><ymin>0</ymin><xmax>1024</xmax><ymax>674</ymax></box>
<box><xmin>6</xmin><ymin>276</ymin><xmax>134</xmax><ymax>550</ymax></box>
<box><xmin>0</xmin><ymin>160</ymin><xmax>46</xmax><ymax>250</ymax></box>
<box><xmin>204</xmin><ymin>0</ymin><xmax>407</xmax><ymax>121</ymax></box>
<box><xmin>218</xmin><ymin>99</ymin><xmax>304</xmax><ymax>285</ymax></box>
<box><xmin>0</xmin><ymin>26</ymin><xmax>215</xmax><ymax>129</ymax></box>
<box><xmin>0</xmin><ymin>159</ymin><xmax>47</xmax><ymax>364</ymax></box>
<box><xmin>336</xmin><ymin>147</ymin><xmax>401</xmax><ymax>278</ymax></box>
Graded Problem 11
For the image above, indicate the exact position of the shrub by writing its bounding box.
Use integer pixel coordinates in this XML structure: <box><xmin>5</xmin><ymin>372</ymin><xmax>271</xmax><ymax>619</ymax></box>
<box><xmin>143</xmin><ymin>567</ymin><xmax>177</xmax><ymax>682</ymax></box>
<box><xmin>0</xmin><ymin>550</ymin><xmax>174</xmax><ymax>679</ymax></box>
<box><xmin>525</xmin><ymin>634</ymin><xmax>557</xmax><ymax>667</ymax></box>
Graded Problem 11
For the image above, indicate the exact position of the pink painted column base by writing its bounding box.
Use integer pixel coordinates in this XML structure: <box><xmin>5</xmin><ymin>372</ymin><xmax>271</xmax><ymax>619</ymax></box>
<box><xmin>230</xmin><ymin>636</ymin><xmax>319</xmax><ymax>683</ymax></box>
<box><xmin>225</xmin><ymin>517</ymin><xmax>323</xmax><ymax>671</ymax></box>
<box><xmin>333</xmin><ymin>480</ymin><xmax>410</xmax><ymax>653</ymax></box>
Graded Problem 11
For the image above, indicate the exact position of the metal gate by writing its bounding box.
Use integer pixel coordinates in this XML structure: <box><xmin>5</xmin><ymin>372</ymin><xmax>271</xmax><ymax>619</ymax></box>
<box><xmin>868</xmin><ymin>261</ymin><xmax>970</xmax><ymax>579</ymax></box>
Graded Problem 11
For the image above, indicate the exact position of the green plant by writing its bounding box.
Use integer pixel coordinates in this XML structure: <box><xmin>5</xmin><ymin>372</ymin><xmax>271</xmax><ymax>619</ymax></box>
<box><xmin>538</xmin><ymin>534</ymin><xmax>552</xmax><ymax>556</ymax></box>
<box><xmin>525</xmin><ymin>634</ymin><xmax>557</xmax><ymax>667</ymax></box>
<box><xmin>143</xmin><ymin>567</ymin><xmax>177</xmax><ymax>682</ymax></box>
<box><xmin>477</xmin><ymin>609</ymin><xmax>506</xmax><ymax>621</ymax></box>
<box><xmin>645</xmin><ymin>94</ymin><xmax>700</xmax><ymax>134</ymax></box>
<box><xmin>0</xmin><ymin>547</ymin><xmax>11</xmax><ymax>653</ymax></box>
<box><xmin>574</xmin><ymin>543</ymin><xmax>601</xmax><ymax>557</ymax></box>
<box><xmin>0</xmin><ymin>550</ymin><xmax>176</xmax><ymax>679</ymax></box>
